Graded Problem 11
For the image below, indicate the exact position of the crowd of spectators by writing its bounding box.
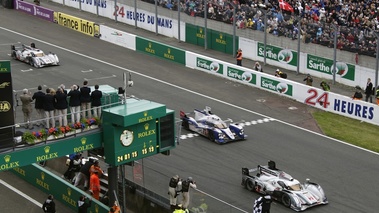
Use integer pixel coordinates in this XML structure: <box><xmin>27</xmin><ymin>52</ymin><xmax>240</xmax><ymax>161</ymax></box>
<box><xmin>141</xmin><ymin>0</ymin><xmax>379</xmax><ymax>57</ymax></box>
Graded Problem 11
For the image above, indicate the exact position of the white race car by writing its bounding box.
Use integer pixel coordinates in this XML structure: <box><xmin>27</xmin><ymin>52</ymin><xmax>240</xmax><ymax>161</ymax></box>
<box><xmin>11</xmin><ymin>43</ymin><xmax>59</xmax><ymax>68</ymax></box>
<box><xmin>242</xmin><ymin>161</ymin><xmax>328</xmax><ymax>211</ymax></box>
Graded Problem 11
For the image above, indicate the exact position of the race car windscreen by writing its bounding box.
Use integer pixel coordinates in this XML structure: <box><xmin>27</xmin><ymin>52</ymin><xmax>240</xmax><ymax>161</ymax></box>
<box><xmin>289</xmin><ymin>184</ymin><xmax>302</xmax><ymax>191</ymax></box>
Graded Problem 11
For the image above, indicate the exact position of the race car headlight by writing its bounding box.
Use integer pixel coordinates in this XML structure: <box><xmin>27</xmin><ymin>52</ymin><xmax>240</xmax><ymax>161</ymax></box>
<box><xmin>218</xmin><ymin>133</ymin><xmax>224</xmax><ymax>139</ymax></box>
<box><xmin>239</xmin><ymin>129</ymin><xmax>244</xmax><ymax>135</ymax></box>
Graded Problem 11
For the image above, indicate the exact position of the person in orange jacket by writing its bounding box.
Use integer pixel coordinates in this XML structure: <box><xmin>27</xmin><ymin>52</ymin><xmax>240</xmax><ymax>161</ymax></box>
<box><xmin>89</xmin><ymin>170</ymin><xmax>101</xmax><ymax>200</ymax></box>
<box><xmin>236</xmin><ymin>48</ymin><xmax>243</xmax><ymax>66</ymax></box>
<box><xmin>109</xmin><ymin>201</ymin><xmax>121</xmax><ymax>213</ymax></box>
<box><xmin>89</xmin><ymin>160</ymin><xmax>103</xmax><ymax>177</ymax></box>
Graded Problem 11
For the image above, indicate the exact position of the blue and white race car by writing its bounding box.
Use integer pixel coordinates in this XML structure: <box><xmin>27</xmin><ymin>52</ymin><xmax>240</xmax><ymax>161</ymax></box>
<box><xmin>180</xmin><ymin>106</ymin><xmax>246</xmax><ymax>144</ymax></box>
<box><xmin>11</xmin><ymin>43</ymin><xmax>59</xmax><ymax>68</ymax></box>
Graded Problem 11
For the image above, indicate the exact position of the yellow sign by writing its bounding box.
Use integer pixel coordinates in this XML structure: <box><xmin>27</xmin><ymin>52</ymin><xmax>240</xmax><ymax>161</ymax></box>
<box><xmin>54</xmin><ymin>12</ymin><xmax>100</xmax><ymax>37</ymax></box>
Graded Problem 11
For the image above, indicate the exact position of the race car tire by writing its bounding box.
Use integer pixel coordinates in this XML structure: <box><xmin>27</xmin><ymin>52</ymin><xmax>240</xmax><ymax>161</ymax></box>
<box><xmin>182</xmin><ymin>120</ymin><xmax>189</xmax><ymax>130</ymax></box>
<box><xmin>281</xmin><ymin>193</ymin><xmax>291</xmax><ymax>208</ymax></box>
<box><xmin>208</xmin><ymin>131</ymin><xmax>215</xmax><ymax>142</ymax></box>
<box><xmin>29</xmin><ymin>58</ymin><xmax>38</xmax><ymax>68</ymax></box>
<box><xmin>245</xmin><ymin>180</ymin><xmax>255</xmax><ymax>191</ymax></box>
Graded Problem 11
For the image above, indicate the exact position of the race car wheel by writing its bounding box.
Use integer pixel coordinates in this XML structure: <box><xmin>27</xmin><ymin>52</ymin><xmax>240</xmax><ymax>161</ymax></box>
<box><xmin>29</xmin><ymin>58</ymin><xmax>34</xmax><ymax>67</ymax></box>
<box><xmin>245</xmin><ymin>180</ymin><xmax>255</xmax><ymax>191</ymax></box>
<box><xmin>208</xmin><ymin>132</ymin><xmax>215</xmax><ymax>142</ymax></box>
<box><xmin>281</xmin><ymin>194</ymin><xmax>291</xmax><ymax>208</ymax></box>
<box><xmin>11</xmin><ymin>51</ymin><xmax>17</xmax><ymax>59</ymax></box>
<box><xmin>182</xmin><ymin>120</ymin><xmax>189</xmax><ymax>130</ymax></box>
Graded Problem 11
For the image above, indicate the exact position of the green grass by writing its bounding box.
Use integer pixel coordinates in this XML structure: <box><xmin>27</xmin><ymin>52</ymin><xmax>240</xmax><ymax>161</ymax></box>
<box><xmin>312</xmin><ymin>111</ymin><xmax>379</xmax><ymax>153</ymax></box>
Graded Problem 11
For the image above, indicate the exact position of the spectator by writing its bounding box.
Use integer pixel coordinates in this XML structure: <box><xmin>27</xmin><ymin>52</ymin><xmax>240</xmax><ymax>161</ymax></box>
<box><xmin>68</xmin><ymin>85</ymin><xmax>81</xmax><ymax>124</ymax></box>
<box><xmin>352</xmin><ymin>86</ymin><xmax>363</xmax><ymax>100</ymax></box>
<box><xmin>89</xmin><ymin>160</ymin><xmax>103</xmax><ymax>177</ymax></box>
<box><xmin>275</xmin><ymin>69</ymin><xmax>287</xmax><ymax>78</ymax></box>
<box><xmin>376</xmin><ymin>86</ymin><xmax>379</xmax><ymax>105</ymax></box>
<box><xmin>55</xmin><ymin>87</ymin><xmax>68</xmax><ymax>126</ymax></box>
<box><xmin>320</xmin><ymin>81</ymin><xmax>330</xmax><ymax>91</ymax></box>
<box><xmin>43</xmin><ymin>88</ymin><xmax>55</xmax><ymax>128</ymax></box>
<box><xmin>91</xmin><ymin>85</ymin><xmax>103</xmax><ymax>118</ymax></box>
<box><xmin>254</xmin><ymin>62</ymin><xmax>263</xmax><ymax>72</ymax></box>
<box><xmin>365</xmin><ymin>78</ymin><xmax>373</xmax><ymax>103</ymax></box>
<box><xmin>78</xmin><ymin>195</ymin><xmax>92</xmax><ymax>213</ymax></box>
<box><xmin>19</xmin><ymin>89</ymin><xmax>33</xmax><ymax>129</ymax></box>
<box><xmin>236</xmin><ymin>48</ymin><xmax>242</xmax><ymax>66</ymax></box>
<box><xmin>89</xmin><ymin>170</ymin><xmax>101</xmax><ymax>200</ymax></box>
<box><xmin>80</xmin><ymin>81</ymin><xmax>91</xmax><ymax>119</ymax></box>
<box><xmin>109</xmin><ymin>201</ymin><xmax>121</xmax><ymax>213</ymax></box>
<box><xmin>303</xmin><ymin>74</ymin><xmax>313</xmax><ymax>86</ymax></box>
<box><xmin>63</xmin><ymin>153</ymin><xmax>82</xmax><ymax>182</ymax></box>
<box><xmin>74</xmin><ymin>157</ymin><xmax>95</xmax><ymax>191</ymax></box>
<box><xmin>32</xmin><ymin>85</ymin><xmax>45</xmax><ymax>127</ymax></box>
<box><xmin>42</xmin><ymin>195</ymin><xmax>56</xmax><ymax>213</ymax></box>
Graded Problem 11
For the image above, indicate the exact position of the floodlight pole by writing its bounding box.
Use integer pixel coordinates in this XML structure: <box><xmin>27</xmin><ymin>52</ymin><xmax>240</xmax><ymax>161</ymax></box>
<box><xmin>296</xmin><ymin>17</ymin><xmax>301</xmax><ymax>75</ymax></box>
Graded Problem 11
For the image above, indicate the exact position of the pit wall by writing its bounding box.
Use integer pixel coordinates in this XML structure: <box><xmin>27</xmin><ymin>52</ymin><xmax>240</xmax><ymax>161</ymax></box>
<box><xmin>10</xmin><ymin>163</ymin><xmax>110</xmax><ymax>212</ymax></box>
<box><xmin>12</xmin><ymin>0</ymin><xmax>379</xmax><ymax>126</ymax></box>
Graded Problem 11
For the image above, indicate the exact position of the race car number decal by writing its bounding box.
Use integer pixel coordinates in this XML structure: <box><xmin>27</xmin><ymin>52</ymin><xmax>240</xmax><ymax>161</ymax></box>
<box><xmin>305</xmin><ymin>88</ymin><xmax>330</xmax><ymax>109</ymax></box>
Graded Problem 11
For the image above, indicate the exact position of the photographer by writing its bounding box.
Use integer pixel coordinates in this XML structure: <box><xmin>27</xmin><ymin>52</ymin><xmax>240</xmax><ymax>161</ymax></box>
<box><xmin>78</xmin><ymin>195</ymin><xmax>92</xmax><ymax>213</ymax></box>
<box><xmin>181</xmin><ymin>177</ymin><xmax>197</xmax><ymax>210</ymax></box>
<box><xmin>168</xmin><ymin>175</ymin><xmax>182</xmax><ymax>210</ymax></box>
<box><xmin>303</xmin><ymin>74</ymin><xmax>313</xmax><ymax>86</ymax></box>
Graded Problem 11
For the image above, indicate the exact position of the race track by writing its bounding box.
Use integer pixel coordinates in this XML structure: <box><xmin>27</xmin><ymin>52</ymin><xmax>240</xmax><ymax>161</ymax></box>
<box><xmin>0</xmin><ymin>7</ymin><xmax>378</xmax><ymax>213</ymax></box>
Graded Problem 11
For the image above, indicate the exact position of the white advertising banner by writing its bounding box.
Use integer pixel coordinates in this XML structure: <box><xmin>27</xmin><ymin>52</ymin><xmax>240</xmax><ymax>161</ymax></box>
<box><xmin>99</xmin><ymin>25</ymin><xmax>136</xmax><ymax>50</ymax></box>
<box><xmin>186</xmin><ymin>51</ymin><xmax>379</xmax><ymax>126</ymax></box>
<box><xmin>51</xmin><ymin>0</ymin><xmax>185</xmax><ymax>40</ymax></box>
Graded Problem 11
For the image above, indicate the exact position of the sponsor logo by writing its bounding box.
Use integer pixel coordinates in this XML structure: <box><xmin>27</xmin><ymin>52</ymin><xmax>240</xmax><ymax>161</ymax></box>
<box><xmin>111</xmin><ymin>31</ymin><xmax>122</xmax><ymax>36</ymax></box>
<box><xmin>261</xmin><ymin>77</ymin><xmax>293</xmax><ymax>96</ymax></box>
<box><xmin>257</xmin><ymin>43</ymin><xmax>297</xmax><ymax>65</ymax></box>
<box><xmin>55</xmin><ymin>12</ymin><xmax>97</xmax><ymax>37</ymax></box>
<box><xmin>196</xmin><ymin>28</ymin><xmax>205</xmax><ymax>39</ymax></box>
<box><xmin>137</xmin><ymin>123</ymin><xmax>156</xmax><ymax>138</ymax></box>
<box><xmin>0</xmin><ymin>82</ymin><xmax>10</xmax><ymax>88</ymax></box>
<box><xmin>62</xmin><ymin>187</ymin><xmax>77</xmax><ymax>207</ymax></box>
<box><xmin>196</xmin><ymin>57</ymin><xmax>223</xmax><ymax>74</ymax></box>
<box><xmin>307</xmin><ymin>54</ymin><xmax>355</xmax><ymax>80</ymax></box>
<box><xmin>227</xmin><ymin>67</ymin><xmax>256</xmax><ymax>84</ymax></box>
<box><xmin>334</xmin><ymin>99</ymin><xmax>374</xmax><ymax>119</ymax></box>
<box><xmin>0</xmin><ymin>101</ymin><xmax>11</xmax><ymax>112</ymax></box>
<box><xmin>139</xmin><ymin>111</ymin><xmax>153</xmax><ymax>123</ymax></box>
<box><xmin>73</xmin><ymin>137</ymin><xmax>94</xmax><ymax>152</ymax></box>
<box><xmin>145</xmin><ymin>42</ymin><xmax>156</xmax><ymax>54</ymax></box>
<box><xmin>216</xmin><ymin>33</ymin><xmax>226</xmax><ymax>45</ymax></box>
<box><xmin>0</xmin><ymin>155</ymin><xmax>20</xmax><ymax>171</ymax></box>
<box><xmin>164</xmin><ymin>48</ymin><xmax>175</xmax><ymax>60</ymax></box>
<box><xmin>36</xmin><ymin>146</ymin><xmax>58</xmax><ymax>162</ymax></box>
<box><xmin>36</xmin><ymin>172</ymin><xmax>50</xmax><ymax>190</ymax></box>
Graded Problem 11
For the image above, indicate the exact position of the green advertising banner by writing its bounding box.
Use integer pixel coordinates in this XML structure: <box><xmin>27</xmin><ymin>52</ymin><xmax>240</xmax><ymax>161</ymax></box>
<box><xmin>11</xmin><ymin>164</ymin><xmax>109</xmax><ymax>212</ymax></box>
<box><xmin>260</xmin><ymin>76</ymin><xmax>293</xmax><ymax>96</ymax></box>
<box><xmin>257</xmin><ymin>42</ymin><xmax>298</xmax><ymax>66</ymax></box>
<box><xmin>227</xmin><ymin>66</ymin><xmax>256</xmax><ymax>85</ymax></box>
<box><xmin>136</xmin><ymin>37</ymin><xmax>186</xmax><ymax>65</ymax></box>
<box><xmin>196</xmin><ymin>57</ymin><xmax>223</xmax><ymax>75</ymax></box>
<box><xmin>0</xmin><ymin>131</ymin><xmax>102</xmax><ymax>172</ymax></box>
<box><xmin>306</xmin><ymin>54</ymin><xmax>355</xmax><ymax>81</ymax></box>
<box><xmin>185</xmin><ymin>23</ymin><xmax>238</xmax><ymax>54</ymax></box>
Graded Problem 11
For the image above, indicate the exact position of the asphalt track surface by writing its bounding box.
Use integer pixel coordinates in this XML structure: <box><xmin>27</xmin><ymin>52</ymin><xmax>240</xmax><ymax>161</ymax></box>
<box><xmin>1</xmin><ymin>5</ymin><xmax>379</xmax><ymax>213</ymax></box>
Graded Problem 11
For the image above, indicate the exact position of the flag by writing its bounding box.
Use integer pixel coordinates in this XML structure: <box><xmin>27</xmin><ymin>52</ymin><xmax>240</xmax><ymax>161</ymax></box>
<box><xmin>279</xmin><ymin>0</ymin><xmax>294</xmax><ymax>13</ymax></box>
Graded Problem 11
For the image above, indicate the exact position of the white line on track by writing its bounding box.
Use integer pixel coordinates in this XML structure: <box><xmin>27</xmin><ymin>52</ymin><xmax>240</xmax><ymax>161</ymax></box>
<box><xmin>2</xmin><ymin>26</ymin><xmax>377</xmax><ymax>156</ymax></box>
<box><xmin>0</xmin><ymin>179</ymin><xmax>42</xmax><ymax>207</ymax></box>
<box><xmin>84</xmin><ymin>75</ymin><xmax>116</xmax><ymax>81</ymax></box>
<box><xmin>21</xmin><ymin>68</ymin><xmax>33</xmax><ymax>72</ymax></box>
<box><xmin>81</xmin><ymin>69</ymin><xmax>93</xmax><ymax>73</ymax></box>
